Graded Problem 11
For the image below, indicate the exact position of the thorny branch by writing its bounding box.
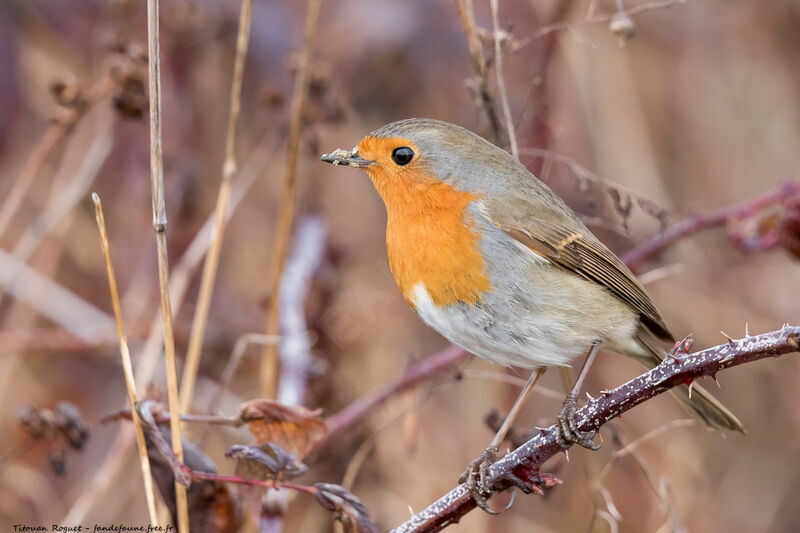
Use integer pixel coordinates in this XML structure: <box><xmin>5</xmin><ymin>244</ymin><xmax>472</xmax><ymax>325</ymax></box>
<box><xmin>390</xmin><ymin>326</ymin><xmax>800</xmax><ymax>533</ymax></box>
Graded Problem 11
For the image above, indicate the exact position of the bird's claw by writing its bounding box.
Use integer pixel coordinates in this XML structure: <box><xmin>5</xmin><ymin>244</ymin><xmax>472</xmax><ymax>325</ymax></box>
<box><xmin>459</xmin><ymin>447</ymin><xmax>551</xmax><ymax>514</ymax></box>
<box><xmin>555</xmin><ymin>394</ymin><xmax>600</xmax><ymax>451</ymax></box>
<box><xmin>459</xmin><ymin>446</ymin><xmax>500</xmax><ymax>513</ymax></box>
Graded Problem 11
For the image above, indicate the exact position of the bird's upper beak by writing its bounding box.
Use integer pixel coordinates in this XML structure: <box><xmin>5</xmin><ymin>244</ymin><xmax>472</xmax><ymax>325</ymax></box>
<box><xmin>320</xmin><ymin>148</ymin><xmax>373</xmax><ymax>168</ymax></box>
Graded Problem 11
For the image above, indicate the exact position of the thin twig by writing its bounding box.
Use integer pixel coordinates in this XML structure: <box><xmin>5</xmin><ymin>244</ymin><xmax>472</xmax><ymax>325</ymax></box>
<box><xmin>9</xmin><ymin>122</ymin><xmax>113</xmax><ymax>265</ymax></box>
<box><xmin>261</xmin><ymin>0</ymin><xmax>323</xmax><ymax>397</ymax></box>
<box><xmin>145</xmin><ymin>0</ymin><xmax>189</xmax><ymax>529</ymax></box>
<box><xmin>92</xmin><ymin>193</ymin><xmax>159</xmax><ymax>527</ymax></box>
<box><xmin>509</xmin><ymin>0</ymin><xmax>687</xmax><ymax>54</ymax></box>
<box><xmin>205</xmin><ymin>333</ymin><xmax>281</xmax><ymax>416</ymax></box>
<box><xmin>0</xmin><ymin>77</ymin><xmax>113</xmax><ymax>241</ymax></box>
<box><xmin>0</xmin><ymin>248</ymin><xmax>115</xmax><ymax>343</ymax></box>
<box><xmin>489</xmin><ymin>0</ymin><xmax>517</xmax><ymax>159</ymax></box>
<box><xmin>315</xmin><ymin>346</ymin><xmax>470</xmax><ymax>452</ymax></box>
<box><xmin>180</xmin><ymin>0</ymin><xmax>253</xmax><ymax>412</ymax></box>
<box><xmin>391</xmin><ymin>325</ymin><xmax>800</xmax><ymax>533</ymax></box>
<box><xmin>454</xmin><ymin>0</ymin><xmax>503</xmax><ymax>145</ymax></box>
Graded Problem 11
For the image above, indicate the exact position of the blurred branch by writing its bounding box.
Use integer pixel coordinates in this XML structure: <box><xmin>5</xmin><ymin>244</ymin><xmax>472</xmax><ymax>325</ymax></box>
<box><xmin>9</xmin><ymin>121</ymin><xmax>113</xmax><ymax>264</ymax></box>
<box><xmin>206</xmin><ymin>333</ymin><xmax>281</xmax><ymax>416</ymax></box>
<box><xmin>589</xmin><ymin>419</ymin><xmax>696</xmax><ymax>531</ymax></box>
<box><xmin>262</xmin><ymin>0</ymin><xmax>323</xmax><ymax>397</ymax></box>
<box><xmin>0</xmin><ymin>77</ymin><xmax>113</xmax><ymax>241</ymax></box>
<box><xmin>0</xmin><ymin>119</ymin><xmax>114</xmax><ymax>318</ymax></box>
<box><xmin>454</xmin><ymin>0</ymin><xmax>504</xmax><ymax>146</ymax></box>
<box><xmin>276</xmin><ymin>217</ymin><xmax>326</xmax><ymax>405</ymax></box>
<box><xmin>519</xmin><ymin>147</ymin><xmax>672</xmax><ymax>232</ymax></box>
<box><xmin>315</xmin><ymin>346</ymin><xmax>470</xmax><ymax>452</ymax></box>
<box><xmin>180</xmin><ymin>0</ymin><xmax>253</xmax><ymax>412</ymax></box>
<box><xmin>0</xmin><ymin>248</ymin><xmax>115</xmax><ymax>343</ymax></box>
<box><xmin>145</xmin><ymin>0</ymin><xmax>189</xmax><ymax>528</ymax></box>
<box><xmin>621</xmin><ymin>181</ymin><xmax>800</xmax><ymax>271</ymax></box>
<box><xmin>509</xmin><ymin>0</ymin><xmax>686</xmax><ymax>54</ymax></box>
<box><xmin>391</xmin><ymin>325</ymin><xmax>800</xmax><ymax>533</ymax></box>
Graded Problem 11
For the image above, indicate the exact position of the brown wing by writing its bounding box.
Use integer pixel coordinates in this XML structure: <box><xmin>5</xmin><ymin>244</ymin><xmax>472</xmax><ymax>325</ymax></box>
<box><xmin>484</xmin><ymin>196</ymin><xmax>674</xmax><ymax>342</ymax></box>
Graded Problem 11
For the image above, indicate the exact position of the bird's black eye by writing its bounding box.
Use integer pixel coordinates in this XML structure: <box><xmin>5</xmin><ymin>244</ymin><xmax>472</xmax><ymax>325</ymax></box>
<box><xmin>391</xmin><ymin>146</ymin><xmax>414</xmax><ymax>166</ymax></box>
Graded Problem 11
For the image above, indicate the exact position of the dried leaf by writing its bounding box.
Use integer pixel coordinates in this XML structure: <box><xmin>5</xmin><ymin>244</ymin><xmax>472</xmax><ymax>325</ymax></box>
<box><xmin>225</xmin><ymin>443</ymin><xmax>307</xmax><ymax>482</ymax></box>
<box><xmin>147</xmin><ymin>427</ymin><xmax>241</xmax><ymax>533</ymax></box>
<box><xmin>239</xmin><ymin>399</ymin><xmax>327</xmax><ymax>457</ymax></box>
<box><xmin>314</xmin><ymin>483</ymin><xmax>378</xmax><ymax>533</ymax></box>
<box><xmin>225</xmin><ymin>443</ymin><xmax>308</xmax><ymax>521</ymax></box>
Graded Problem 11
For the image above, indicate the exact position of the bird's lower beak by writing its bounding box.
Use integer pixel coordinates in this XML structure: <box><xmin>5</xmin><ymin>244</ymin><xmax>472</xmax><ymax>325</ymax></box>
<box><xmin>320</xmin><ymin>148</ymin><xmax>373</xmax><ymax>168</ymax></box>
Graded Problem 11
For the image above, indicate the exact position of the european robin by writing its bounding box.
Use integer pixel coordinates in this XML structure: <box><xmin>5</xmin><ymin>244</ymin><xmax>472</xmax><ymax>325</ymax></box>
<box><xmin>321</xmin><ymin>118</ymin><xmax>742</xmax><ymax>502</ymax></box>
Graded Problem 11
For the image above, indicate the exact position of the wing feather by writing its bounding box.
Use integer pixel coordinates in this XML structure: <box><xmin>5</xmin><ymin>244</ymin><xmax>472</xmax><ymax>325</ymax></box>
<box><xmin>483</xmin><ymin>196</ymin><xmax>673</xmax><ymax>342</ymax></box>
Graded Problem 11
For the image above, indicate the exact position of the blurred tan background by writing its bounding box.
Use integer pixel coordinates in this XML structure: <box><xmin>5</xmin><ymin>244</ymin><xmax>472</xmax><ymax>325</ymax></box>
<box><xmin>1</xmin><ymin>0</ymin><xmax>799</xmax><ymax>532</ymax></box>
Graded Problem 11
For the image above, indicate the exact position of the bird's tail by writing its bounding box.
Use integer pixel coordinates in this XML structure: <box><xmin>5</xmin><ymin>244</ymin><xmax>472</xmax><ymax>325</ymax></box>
<box><xmin>635</xmin><ymin>327</ymin><xmax>745</xmax><ymax>433</ymax></box>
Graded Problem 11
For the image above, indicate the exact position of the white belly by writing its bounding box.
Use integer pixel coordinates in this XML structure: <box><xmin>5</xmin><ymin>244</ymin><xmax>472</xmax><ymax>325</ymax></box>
<box><xmin>410</xmin><ymin>283</ymin><xmax>594</xmax><ymax>368</ymax></box>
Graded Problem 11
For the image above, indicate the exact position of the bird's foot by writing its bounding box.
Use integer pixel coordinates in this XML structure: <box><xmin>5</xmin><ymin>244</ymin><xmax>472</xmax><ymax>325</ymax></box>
<box><xmin>459</xmin><ymin>446</ymin><xmax>500</xmax><ymax>514</ymax></box>
<box><xmin>555</xmin><ymin>394</ymin><xmax>600</xmax><ymax>450</ymax></box>
<box><xmin>459</xmin><ymin>446</ymin><xmax>536</xmax><ymax>514</ymax></box>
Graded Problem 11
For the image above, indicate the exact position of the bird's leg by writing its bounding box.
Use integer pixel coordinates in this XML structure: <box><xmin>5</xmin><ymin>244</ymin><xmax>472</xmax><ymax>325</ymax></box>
<box><xmin>460</xmin><ymin>366</ymin><xmax>547</xmax><ymax>512</ymax></box>
<box><xmin>556</xmin><ymin>341</ymin><xmax>601</xmax><ymax>450</ymax></box>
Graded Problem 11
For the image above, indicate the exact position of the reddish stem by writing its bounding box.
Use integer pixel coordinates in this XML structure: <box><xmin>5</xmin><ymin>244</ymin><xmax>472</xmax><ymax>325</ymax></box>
<box><xmin>316</xmin><ymin>345</ymin><xmax>469</xmax><ymax>451</ymax></box>
<box><xmin>621</xmin><ymin>181</ymin><xmax>800</xmax><ymax>271</ymax></box>
<box><xmin>190</xmin><ymin>470</ymin><xmax>317</xmax><ymax>494</ymax></box>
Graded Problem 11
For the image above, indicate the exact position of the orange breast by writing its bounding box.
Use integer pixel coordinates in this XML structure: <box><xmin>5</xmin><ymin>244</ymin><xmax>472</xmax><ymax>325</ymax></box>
<box><xmin>357</xmin><ymin>135</ymin><xmax>490</xmax><ymax>308</ymax></box>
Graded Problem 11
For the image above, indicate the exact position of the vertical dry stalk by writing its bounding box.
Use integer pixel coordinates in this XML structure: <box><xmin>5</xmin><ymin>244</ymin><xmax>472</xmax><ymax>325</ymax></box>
<box><xmin>145</xmin><ymin>0</ymin><xmax>190</xmax><ymax>531</ymax></box>
<box><xmin>91</xmin><ymin>193</ymin><xmax>159</xmax><ymax>527</ymax></box>
<box><xmin>261</xmin><ymin>0</ymin><xmax>323</xmax><ymax>397</ymax></box>
<box><xmin>454</xmin><ymin>0</ymin><xmax>504</xmax><ymax>146</ymax></box>
<box><xmin>489</xmin><ymin>0</ymin><xmax>518</xmax><ymax>159</ymax></box>
<box><xmin>61</xmin><ymin>135</ymin><xmax>272</xmax><ymax>526</ymax></box>
<box><xmin>180</xmin><ymin>0</ymin><xmax>253</xmax><ymax>412</ymax></box>
<box><xmin>0</xmin><ymin>77</ymin><xmax>113</xmax><ymax>241</ymax></box>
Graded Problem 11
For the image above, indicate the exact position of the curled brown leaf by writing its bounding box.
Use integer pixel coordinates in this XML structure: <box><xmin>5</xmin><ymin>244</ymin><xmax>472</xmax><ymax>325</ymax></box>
<box><xmin>225</xmin><ymin>443</ymin><xmax>307</xmax><ymax>482</ymax></box>
<box><xmin>314</xmin><ymin>483</ymin><xmax>378</xmax><ymax>533</ymax></box>
<box><xmin>239</xmin><ymin>398</ymin><xmax>327</xmax><ymax>457</ymax></box>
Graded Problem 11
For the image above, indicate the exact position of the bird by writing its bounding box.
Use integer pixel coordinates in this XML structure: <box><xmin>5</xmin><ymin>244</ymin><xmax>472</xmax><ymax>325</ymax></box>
<box><xmin>321</xmin><ymin>118</ymin><xmax>743</xmax><ymax>506</ymax></box>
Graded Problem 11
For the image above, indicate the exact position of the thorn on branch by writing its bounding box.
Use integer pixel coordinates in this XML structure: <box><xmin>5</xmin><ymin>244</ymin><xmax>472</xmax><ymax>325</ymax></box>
<box><xmin>391</xmin><ymin>326</ymin><xmax>800</xmax><ymax>533</ymax></box>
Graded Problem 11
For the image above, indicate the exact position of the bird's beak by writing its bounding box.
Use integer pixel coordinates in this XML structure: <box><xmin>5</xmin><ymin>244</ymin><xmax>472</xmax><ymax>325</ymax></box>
<box><xmin>320</xmin><ymin>148</ymin><xmax>373</xmax><ymax>168</ymax></box>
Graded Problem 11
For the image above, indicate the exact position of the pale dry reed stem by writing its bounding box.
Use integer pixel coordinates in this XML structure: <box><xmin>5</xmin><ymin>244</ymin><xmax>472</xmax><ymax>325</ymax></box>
<box><xmin>454</xmin><ymin>0</ymin><xmax>504</xmax><ymax>145</ymax></box>
<box><xmin>489</xmin><ymin>0</ymin><xmax>518</xmax><ymax>159</ymax></box>
<box><xmin>261</xmin><ymin>0</ymin><xmax>323</xmax><ymax>397</ymax></box>
<box><xmin>145</xmin><ymin>0</ymin><xmax>190</xmax><ymax>530</ymax></box>
<box><xmin>180</xmin><ymin>0</ymin><xmax>253</xmax><ymax>412</ymax></box>
<box><xmin>61</xmin><ymin>135</ymin><xmax>271</xmax><ymax>525</ymax></box>
<box><xmin>91</xmin><ymin>193</ymin><xmax>159</xmax><ymax>527</ymax></box>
